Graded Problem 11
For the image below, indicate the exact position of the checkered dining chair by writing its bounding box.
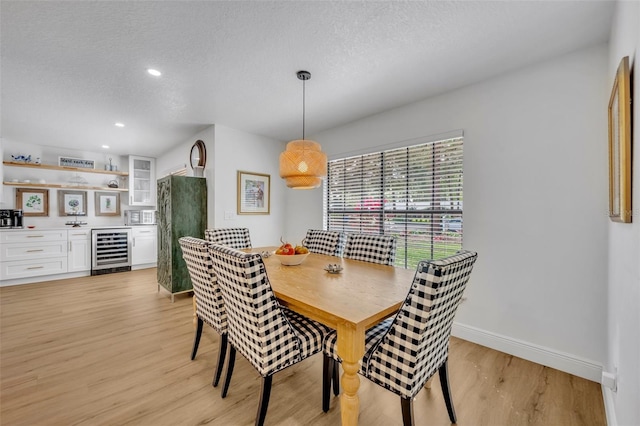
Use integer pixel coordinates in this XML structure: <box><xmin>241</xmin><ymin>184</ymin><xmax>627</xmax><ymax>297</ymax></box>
<box><xmin>343</xmin><ymin>233</ymin><xmax>397</xmax><ymax>265</ymax></box>
<box><xmin>302</xmin><ymin>229</ymin><xmax>345</xmax><ymax>256</ymax></box>
<box><xmin>322</xmin><ymin>250</ymin><xmax>478</xmax><ymax>425</ymax></box>
<box><xmin>178</xmin><ymin>237</ymin><xmax>228</xmax><ymax>388</ymax></box>
<box><xmin>205</xmin><ymin>228</ymin><xmax>252</xmax><ymax>249</ymax></box>
<box><xmin>208</xmin><ymin>244</ymin><xmax>332</xmax><ymax>426</ymax></box>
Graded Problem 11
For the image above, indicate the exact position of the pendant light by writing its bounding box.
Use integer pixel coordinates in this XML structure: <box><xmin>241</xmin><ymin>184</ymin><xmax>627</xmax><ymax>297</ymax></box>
<box><xmin>279</xmin><ymin>70</ymin><xmax>327</xmax><ymax>189</ymax></box>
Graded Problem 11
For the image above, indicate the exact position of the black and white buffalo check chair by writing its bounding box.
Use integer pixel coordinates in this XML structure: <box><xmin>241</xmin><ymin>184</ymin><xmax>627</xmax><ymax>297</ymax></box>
<box><xmin>205</xmin><ymin>227</ymin><xmax>252</xmax><ymax>249</ymax></box>
<box><xmin>343</xmin><ymin>233</ymin><xmax>397</xmax><ymax>265</ymax></box>
<box><xmin>208</xmin><ymin>244</ymin><xmax>332</xmax><ymax>426</ymax></box>
<box><xmin>322</xmin><ymin>250</ymin><xmax>478</xmax><ymax>425</ymax></box>
<box><xmin>302</xmin><ymin>229</ymin><xmax>345</xmax><ymax>256</ymax></box>
<box><xmin>178</xmin><ymin>237</ymin><xmax>228</xmax><ymax>388</ymax></box>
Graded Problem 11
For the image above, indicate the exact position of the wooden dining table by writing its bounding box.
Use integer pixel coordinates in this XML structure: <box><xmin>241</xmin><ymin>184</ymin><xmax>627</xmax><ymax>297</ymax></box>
<box><xmin>252</xmin><ymin>247</ymin><xmax>415</xmax><ymax>426</ymax></box>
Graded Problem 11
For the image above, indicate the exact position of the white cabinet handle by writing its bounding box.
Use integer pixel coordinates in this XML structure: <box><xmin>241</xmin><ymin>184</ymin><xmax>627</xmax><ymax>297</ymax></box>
<box><xmin>69</xmin><ymin>241</ymin><xmax>72</xmax><ymax>252</ymax></box>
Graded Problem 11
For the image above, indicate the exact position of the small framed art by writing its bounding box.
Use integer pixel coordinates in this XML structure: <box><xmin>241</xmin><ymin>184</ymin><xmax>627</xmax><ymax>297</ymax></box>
<box><xmin>608</xmin><ymin>56</ymin><xmax>632</xmax><ymax>223</ymax></box>
<box><xmin>237</xmin><ymin>171</ymin><xmax>270</xmax><ymax>215</ymax></box>
<box><xmin>16</xmin><ymin>188</ymin><xmax>49</xmax><ymax>216</ymax></box>
<box><xmin>58</xmin><ymin>190</ymin><xmax>87</xmax><ymax>216</ymax></box>
<box><xmin>95</xmin><ymin>192</ymin><xmax>121</xmax><ymax>216</ymax></box>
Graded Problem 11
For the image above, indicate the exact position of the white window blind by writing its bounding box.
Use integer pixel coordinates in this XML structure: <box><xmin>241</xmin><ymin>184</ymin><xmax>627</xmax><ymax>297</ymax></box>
<box><xmin>325</xmin><ymin>136</ymin><xmax>463</xmax><ymax>269</ymax></box>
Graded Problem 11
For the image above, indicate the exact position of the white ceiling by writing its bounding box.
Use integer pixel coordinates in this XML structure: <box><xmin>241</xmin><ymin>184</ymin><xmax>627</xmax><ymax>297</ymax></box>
<box><xmin>1</xmin><ymin>1</ymin><xmax>614</xmax><ymax>157</ymax></box>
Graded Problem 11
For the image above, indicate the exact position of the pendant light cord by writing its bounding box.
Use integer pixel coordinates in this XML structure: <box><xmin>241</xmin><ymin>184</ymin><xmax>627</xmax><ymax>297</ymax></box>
<box><xmin>302</xmin><ymin>78</ymin><xmax>306</xmax><ymax>140</ymax></box>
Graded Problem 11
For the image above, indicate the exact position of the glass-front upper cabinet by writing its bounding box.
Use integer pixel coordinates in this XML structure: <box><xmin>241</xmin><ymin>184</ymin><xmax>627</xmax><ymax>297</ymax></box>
<box><xmin>128</xmin><ymin>155</ymin><xmax>156</xmax><ymax>206</ymax></box>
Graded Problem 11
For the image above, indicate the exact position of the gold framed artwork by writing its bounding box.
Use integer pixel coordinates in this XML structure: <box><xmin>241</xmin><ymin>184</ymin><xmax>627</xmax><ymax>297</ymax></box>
<box><xmin>16</xmin><ymin>188</ymin><xmax>49</xmax><ymax>216</ymax></box>
<box><xmin>608</xmin><ymin>56</ymin><xmax>632</xmax><ymax>223</ymax></box>
<box><xmin>95</xmin><ymin>191</ymin><xmax>121</xmax><ymax>216</ymax></box>
<box><xmin>58</xmin><ymin>190</ymin><xmax>87</xmax><ymax>216</ymax></box>
<box><xmin>237</xmin><ymin>171</ymin><xmax>270</xmax><ymax>215</ymax></box>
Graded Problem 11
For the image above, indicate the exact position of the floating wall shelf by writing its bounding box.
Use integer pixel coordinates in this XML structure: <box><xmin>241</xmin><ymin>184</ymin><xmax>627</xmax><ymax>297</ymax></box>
<box><xmin>3</xmin><ymin>161</ymin><xmax>129</xmax><ymax>176</ymax></box>
<box><xmin>2</xmin><ymin>181</ymin><xmax>128</xmax><ymax>192</ymax></box>
<box><xmin>2</xmin><ymin>161</ymin><xmax>129</xmax><ymax>191</ymax></box>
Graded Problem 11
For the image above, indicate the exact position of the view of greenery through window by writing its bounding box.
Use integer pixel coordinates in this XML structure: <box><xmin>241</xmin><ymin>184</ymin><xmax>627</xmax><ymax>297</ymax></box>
<box><xmin>324</xmin><ymin>136</ymin><xmax>463</xmax><ymax>269</ymax></box>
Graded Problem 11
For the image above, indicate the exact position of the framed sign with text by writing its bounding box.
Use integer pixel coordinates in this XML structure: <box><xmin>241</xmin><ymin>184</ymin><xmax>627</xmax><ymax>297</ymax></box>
<box><xmin>59</xmin><ymin>156</ymin><xmax>95</xmax><ymax>169</ymax></box>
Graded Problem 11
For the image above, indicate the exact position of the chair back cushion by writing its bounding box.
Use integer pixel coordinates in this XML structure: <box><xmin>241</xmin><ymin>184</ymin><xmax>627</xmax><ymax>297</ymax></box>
<box><xmin>343</xmin><ymin>234</ymin><xmax>397</xmax><ymax>265</ymax></box>
<box><xmin>363</xmin><ymin>250</ymin><xmax>478</xmax><ymax>398</ymax></box>
<box><xmin>178</xmin><ymin>237</ymin><xmax>227</xmax><ymax>334</ymax></box>
<box><xmin>208</xmin><ymin>244</ymin><xmax>301</xmax><ymax>377</ymax></box>
<box><xmin>205</xmin><ymin>228</ymin><xmax>252</xmax><ymax>249</ymax></box>
<box><xmin>302</xmin><ymin>229</ymin><xmax>344</xmax><ymax>256</ymax></box>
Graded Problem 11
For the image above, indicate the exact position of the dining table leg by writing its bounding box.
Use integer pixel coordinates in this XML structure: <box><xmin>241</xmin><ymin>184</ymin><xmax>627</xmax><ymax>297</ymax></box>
<box><xmin>336</xmin><ymin>322</ymin><xmax>365</xmax><ymax>426</ymax></box>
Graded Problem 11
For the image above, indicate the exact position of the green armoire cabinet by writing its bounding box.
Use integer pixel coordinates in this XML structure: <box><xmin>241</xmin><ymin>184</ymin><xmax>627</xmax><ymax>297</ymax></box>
<box><xmin>157</xmin><ymin>175</ymin><xmax>207</xmax><ymax>301</ymax></box>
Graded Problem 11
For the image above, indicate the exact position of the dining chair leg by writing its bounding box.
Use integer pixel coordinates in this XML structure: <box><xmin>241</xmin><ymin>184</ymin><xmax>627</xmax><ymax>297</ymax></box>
<box><xmin>256</xmin><ymin>375</ymin><xmax>273</xmax><ymax>426</ymax></box>
<box><xmin>332</xmin><ymin>361</ymin><xmax>340</xmax><ymax>396</ymax></box>
<box><xmin>438</xmin><ymin>359</ymin><xmax>457</xmax><ymax>424</ymax></box>
<box><xmin>322</xmin><ymin>355</ymin><xmax>333</xmax><ymax>412</ymax></box>
<box><xmin>212</xmin><ymin>333</ymin><xmax>228</xmax><ymax>387</ymax></box>
<box><xmin>400</xmin><ymin>397</ymin><xmax>415</xmax><ymax>426</ymax></box>
<box><xmin>221</xmin><ymin>345</ymin><xmax>236</xmax><ymax>398</ymax></box>
<box><xmin>190</xmin><ymin>317</ymin><xmax>203</xmax><ymax>360</ymax></box>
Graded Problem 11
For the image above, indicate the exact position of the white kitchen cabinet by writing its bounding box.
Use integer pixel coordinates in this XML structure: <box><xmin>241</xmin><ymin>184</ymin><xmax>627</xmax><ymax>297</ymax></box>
<box><xmin>131</xmin><ymin>226</ymin><xmax>157</xmax><ymax>266</ymax></box>
<box><xmin>0</xmin><ymin>230</ymin><xmax>68</xmax><ymax>281</ymax></box>
<box><xmin>1</xmin><ymin>257</ymin><xmax>67</xmax><ymax>280</ymax></box>
<box><xmin>128</xmin><ymin>156</ymin><xmax>156</xmax><ymax>206</ymax></box>
<box><xmin>1</xmin><ymin>229</ymin><xmax>67</xmax><ymax>244</ymax></box>
<box><xmin>67</xmin><ymin>229</ymin><xmax>91</xmax><ymax>272</ymax></box>
<box><xmin>0</xmin><ymin>240</ymin><xmax>67</xmax><ymax>262</ymax></box>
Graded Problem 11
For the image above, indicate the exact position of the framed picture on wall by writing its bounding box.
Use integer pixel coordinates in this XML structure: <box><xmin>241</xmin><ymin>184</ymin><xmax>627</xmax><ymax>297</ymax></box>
<box><xmin>237</xmin><ymin>171</ymin><xmax>270</xmax><ymax>215</ymax></box>
<box><xmin>608</xmin><ymin>56</ymin><xmax>632</xmax><ymax>223</ymax></box>
<box><xmin>95</xmin><ymin>192</ymin><xmax>121</xmax><ymax>216</ymax></box>
<box><xmin>16</xmin><ymin>188</ymin><xmax>49</xmax><ymax>216</ymax></box>
<box><xmin>58</xmin><ymin>190</ymin><xmax>87</xmax><ymax>216</ymax></box>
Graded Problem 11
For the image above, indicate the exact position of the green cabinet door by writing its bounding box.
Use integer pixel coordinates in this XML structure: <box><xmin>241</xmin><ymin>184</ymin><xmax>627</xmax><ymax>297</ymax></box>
<box><xmin>157</xmin><ymin>175</ymin><xmax>207</xmax><ymax>299</ymax></box>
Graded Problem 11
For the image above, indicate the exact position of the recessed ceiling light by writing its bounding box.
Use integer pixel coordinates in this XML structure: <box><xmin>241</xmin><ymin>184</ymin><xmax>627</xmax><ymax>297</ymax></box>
<box><xmin>115</xmin><ymin>122</ymin><xmax>125</xmax><ymax>128</ymax></box>
<box><xmin>147</xmin><ymin>68</ymin><xmax>162</xmax><ymax>77</ymax></box>
<box><xmin>102</xmin><ymin>145</ymin><xmax>110</xmax><ymax>149</ymax></box>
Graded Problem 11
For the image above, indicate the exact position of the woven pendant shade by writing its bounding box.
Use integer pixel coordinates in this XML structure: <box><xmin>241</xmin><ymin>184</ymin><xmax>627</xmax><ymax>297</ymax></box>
<box><xmin>279</xmin><ymin>70</ymin><xmax>327</xmax><ymax>189</ymax></box>
<box><xmin>279</xmin><ymin>140</ymin><xmax>327</xmax><ymax>189</ymax></box>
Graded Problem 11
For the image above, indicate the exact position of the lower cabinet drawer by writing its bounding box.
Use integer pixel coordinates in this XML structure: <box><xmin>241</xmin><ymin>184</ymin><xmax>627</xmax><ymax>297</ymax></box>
<box><xmin>0</xmin><ymin>241</ymin><xmax>67</xmax><ymax>262</ymax></box>
<box><xmin>0</xmin><ymin>230</ymin><xmax>67</xmax><ymax>244</ymax></box>
<box><xmin>0</xmin><ymin>257</ymin><xmax>68</xmax><ymax>280</ymax></box>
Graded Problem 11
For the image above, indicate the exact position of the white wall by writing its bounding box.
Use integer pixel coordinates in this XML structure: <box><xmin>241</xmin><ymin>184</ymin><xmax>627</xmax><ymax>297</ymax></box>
<box><xmin>156</xmin><ymin>124</ymin><xmax>286</xmax><ymax>246</ymax></box>
<box><xmin>213</xmin><ymin>125</ymin><xmax>286</xmax><ymax>247</ymax></box>
<box><xmin>606</xmin><ymin>2</ymin><xmax>640</xmax><ymax>425</ymax></box>
<box><xmin>287</xmin><ymin>44</ymin><xmax>609</xmax><ymax>381</ymax></box>
<box><xmin>2</xmin><ymin>139</ymin><xmax>129</xmax><ymax>227</ymax></box>
<box><xmin>156</xmin><ymin>125</ymin><xmax>216</xmax><ymax>228</ymax></box>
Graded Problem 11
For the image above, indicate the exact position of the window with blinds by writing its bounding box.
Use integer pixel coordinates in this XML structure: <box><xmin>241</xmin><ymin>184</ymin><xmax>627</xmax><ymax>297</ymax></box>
<box><xmin>325</xmin><ymin>136</ymin><xmax>463</xmax><ymax>269</ymax></box>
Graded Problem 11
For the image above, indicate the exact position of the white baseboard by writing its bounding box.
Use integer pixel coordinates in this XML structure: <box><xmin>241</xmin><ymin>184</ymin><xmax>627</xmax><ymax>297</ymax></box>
<box><xmin>0</xmin><ymin>271</ymin><xmax>88</xmax><ymax>286</ymax></box>
<box><xmin>602</xmin><ymin>385</ymin><xmax>617</xmax><ymax>426</ymax></box>
<box><xmin>132</xmin><ymin>263</ymin><xmax>157</xmax><ymax>270</ymax></box>
<box><xmin>451</xmin><ymin>322</ymin><xmax>602</xmax><ymax>383</ymax></box>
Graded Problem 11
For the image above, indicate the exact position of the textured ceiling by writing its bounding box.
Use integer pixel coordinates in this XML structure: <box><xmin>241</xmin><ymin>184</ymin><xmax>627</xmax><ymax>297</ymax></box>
<box><xmin>1</xmin><ymin>1</ymin><xmax>614</xmax><ymax>157</ymax></box>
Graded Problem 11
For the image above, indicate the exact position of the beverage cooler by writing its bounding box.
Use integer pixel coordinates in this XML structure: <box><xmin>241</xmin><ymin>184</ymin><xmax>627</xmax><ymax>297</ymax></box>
<box><xmin>91</xmin><ymin>228</ymin><xmax>132</xmax><ymax>275</ymax></box>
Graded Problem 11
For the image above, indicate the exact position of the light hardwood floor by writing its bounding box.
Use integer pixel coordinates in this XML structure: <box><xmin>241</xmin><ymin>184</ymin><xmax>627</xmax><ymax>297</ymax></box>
<box><xmin>1</xmin><ymin>269</ymin><xmax>605</xmax><ymax>425</ymax></box>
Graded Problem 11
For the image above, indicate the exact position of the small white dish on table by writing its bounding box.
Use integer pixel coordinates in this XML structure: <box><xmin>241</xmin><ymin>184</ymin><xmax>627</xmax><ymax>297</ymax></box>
<box><xmin>324</xmin><ymin>264</ymin><xmax>343</xmax><ymax>274</ymax></box>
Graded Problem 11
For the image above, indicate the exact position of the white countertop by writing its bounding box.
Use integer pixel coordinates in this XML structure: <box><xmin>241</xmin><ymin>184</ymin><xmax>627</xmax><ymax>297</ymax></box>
<box><xmin>0</xmin><ymin>225</ymin><xmax>145</xmax><ymax>231</ymax></box>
